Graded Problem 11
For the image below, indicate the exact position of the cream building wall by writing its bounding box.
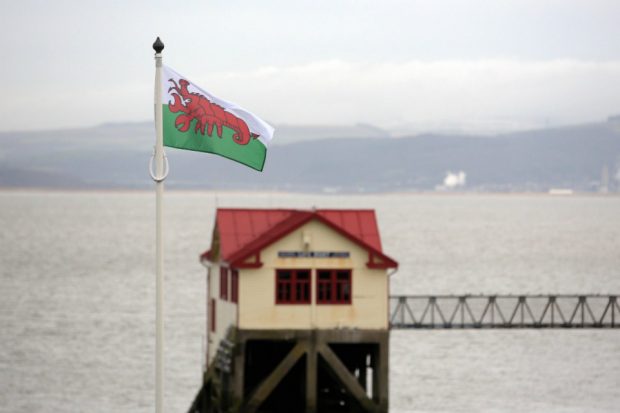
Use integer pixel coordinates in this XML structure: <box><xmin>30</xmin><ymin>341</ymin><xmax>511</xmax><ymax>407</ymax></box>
<box><xmin>207</xmin><ymin>264</ymin><xmax>238</xmax><ymax>363</ymax></box>
<box><xmin>237</xmin><ymin>220</ymin><xmax>389</xmax><ymax>331</ymax></box>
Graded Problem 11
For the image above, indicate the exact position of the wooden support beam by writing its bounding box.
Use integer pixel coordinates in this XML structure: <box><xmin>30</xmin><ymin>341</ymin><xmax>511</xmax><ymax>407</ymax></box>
<box><xmin>306</xmin><ymin>337</ymin><xmax>317</xmax><ymax>413</ymax></box>
<box><xmin>232</xmin><ymin>339</ymin><xmax>246</xmax><ymax>408</ymax></box>
<box><xmin>317</xmin><ymin>343</ymin><xmax>379</xmax><ymax>413</ymax></box>
<box><xmin>375</xmin><ymin>337</ymin><xmax>389</xmax><ymax>411</ymax></box>
<box><xmin>244</xmin><ymin>341</ymin><xmax>307</xmax><ymax>413</ymax></box>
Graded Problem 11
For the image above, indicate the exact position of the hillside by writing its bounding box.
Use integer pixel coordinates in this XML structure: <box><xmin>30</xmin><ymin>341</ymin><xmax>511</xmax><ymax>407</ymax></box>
<box><xmin>1</xmin><ymin>120</ymin><xmax>619</xmax><ymax>192</ymax></box>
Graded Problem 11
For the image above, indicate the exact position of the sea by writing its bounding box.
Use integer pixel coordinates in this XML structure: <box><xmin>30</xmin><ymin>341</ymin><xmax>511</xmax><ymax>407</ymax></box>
<box><xmin>0</xmin><ymin>191</ymin><xmax>619</xmax><ymax>413</ymax></box>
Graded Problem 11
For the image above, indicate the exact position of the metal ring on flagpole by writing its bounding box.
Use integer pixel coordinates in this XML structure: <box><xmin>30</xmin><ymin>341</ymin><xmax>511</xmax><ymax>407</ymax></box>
<box><xmin>149</xmin><ymin>150</ymin><xmax>169</xmax><ymax>182</ymax></box>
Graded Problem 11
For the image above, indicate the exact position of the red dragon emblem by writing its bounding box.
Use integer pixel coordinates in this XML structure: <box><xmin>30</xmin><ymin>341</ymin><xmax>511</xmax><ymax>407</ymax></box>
<box><xmin>168</xmin><ymin>78</ymin><xmax>258</xmax><ymax>145</ymax></box>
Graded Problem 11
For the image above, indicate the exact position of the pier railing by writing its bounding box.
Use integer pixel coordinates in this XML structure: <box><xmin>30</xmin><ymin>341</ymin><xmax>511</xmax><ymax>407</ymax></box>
<box><xmin>389</xmin><ymin>295</ymin><xmax>619</xmax><ymax>329</ymax></box>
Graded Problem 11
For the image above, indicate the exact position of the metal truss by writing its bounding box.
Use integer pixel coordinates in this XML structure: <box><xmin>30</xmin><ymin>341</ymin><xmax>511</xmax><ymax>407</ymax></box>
<box><xmin>389</xmin><ymin>295</ymin><xmax>620</xmax><ymax>329</ymax></box>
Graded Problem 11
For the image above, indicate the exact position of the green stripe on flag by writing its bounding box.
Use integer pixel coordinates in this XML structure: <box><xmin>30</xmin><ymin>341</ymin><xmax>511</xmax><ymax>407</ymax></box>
<box><xmin>162</xmin><ymin>104</ymin><xmax>267</xmax><ymax>171</ymax></box>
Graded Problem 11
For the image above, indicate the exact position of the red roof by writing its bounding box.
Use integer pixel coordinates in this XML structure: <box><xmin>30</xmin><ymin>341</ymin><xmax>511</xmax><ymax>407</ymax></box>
<box><xmin>201</xmin><ymin>208</ymin><xmax>397</xmax><ymax>269</ymax></box>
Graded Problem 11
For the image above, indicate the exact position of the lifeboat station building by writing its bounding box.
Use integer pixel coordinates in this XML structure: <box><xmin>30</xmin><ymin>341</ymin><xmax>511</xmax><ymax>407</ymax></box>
<box><xmin>193</xmin><ymin>208</ymin><xmax>398</xmax><ymax>413</ymax></box>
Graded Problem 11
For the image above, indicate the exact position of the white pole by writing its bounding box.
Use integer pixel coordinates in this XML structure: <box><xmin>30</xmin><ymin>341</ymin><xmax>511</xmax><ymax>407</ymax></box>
<box><xmin>152</xmin><ymin>36</ymin><xmax>166</xmax><ymax>413</ymax></box>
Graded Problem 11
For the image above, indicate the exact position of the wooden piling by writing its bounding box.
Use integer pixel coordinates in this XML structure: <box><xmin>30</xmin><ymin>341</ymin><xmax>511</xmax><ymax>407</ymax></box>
<box><xmin>190</xmin><ymin>328</ymin><xmax>389</xmax><ymax>413</ymax></box>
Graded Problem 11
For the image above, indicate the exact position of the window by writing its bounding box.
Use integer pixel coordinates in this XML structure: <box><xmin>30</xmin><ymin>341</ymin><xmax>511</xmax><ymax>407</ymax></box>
<box><xmin>220</xmin><ymin>267</ymin><xmax>228</xmax><ymax>300</ymax></box>
<box><xmin>231</xmin><ymin>269</ymin><xmax>239</xmax><ymax>303</ymax></box>
<box><xmin>276</xmin><ymin>269</ymin><xmax>311</xmax><ymax>304</ymax></box>
<box><xmin>209</xmin><ymin>298</ymin><xmax>216</xmax><ymax>332</ymax></box>
<box><xmin>317</xmin><ymin>269</ymin><xmax>352</xmax><ymax>304</ymax></box>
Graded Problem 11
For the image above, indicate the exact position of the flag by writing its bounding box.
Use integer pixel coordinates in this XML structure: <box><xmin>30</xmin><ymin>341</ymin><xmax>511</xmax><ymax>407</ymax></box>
<box><xmin>161</xmin><ymin>65</ymin><xmax>274</xmax><ymax>171</ymax></box>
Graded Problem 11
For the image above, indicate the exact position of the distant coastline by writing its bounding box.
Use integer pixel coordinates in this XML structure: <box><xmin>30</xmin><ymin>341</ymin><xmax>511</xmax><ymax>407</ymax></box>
<box><xmin>1</xmin><ymin>118</ymin><xmax>619</xmax><ymax>193</ymax></box>
<box><xmin>1</xmin><ymin>187</ymin><xmax>619</xmax><ymax>198</ymax></box>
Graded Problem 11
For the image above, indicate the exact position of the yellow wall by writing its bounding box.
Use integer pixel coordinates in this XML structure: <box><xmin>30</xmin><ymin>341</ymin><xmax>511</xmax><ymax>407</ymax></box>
<box><xmin>237</xmin><ymin>219</ymin><xmax>389</xmax><ymax>330</ymax></box>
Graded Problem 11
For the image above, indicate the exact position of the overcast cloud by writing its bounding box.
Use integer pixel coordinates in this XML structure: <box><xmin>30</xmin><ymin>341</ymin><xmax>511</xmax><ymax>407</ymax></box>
<box><xmin>1</xmin><ymin>0</ymin><xmax>619</xmax><ymax>132</ymax></box>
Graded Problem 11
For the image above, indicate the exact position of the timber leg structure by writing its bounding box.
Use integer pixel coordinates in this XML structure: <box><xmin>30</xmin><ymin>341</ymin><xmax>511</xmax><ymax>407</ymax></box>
<box><xmin>189</xmin><ymin>329</ymin><xmax>389</xmax><ymax>413</ymax></box>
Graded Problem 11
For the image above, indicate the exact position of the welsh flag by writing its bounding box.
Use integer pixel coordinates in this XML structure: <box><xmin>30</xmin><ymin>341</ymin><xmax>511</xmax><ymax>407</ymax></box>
<box><xmin>161</xmin><ymin>66</ymin><xmax>274</xmax><ymax>171</ymax></box>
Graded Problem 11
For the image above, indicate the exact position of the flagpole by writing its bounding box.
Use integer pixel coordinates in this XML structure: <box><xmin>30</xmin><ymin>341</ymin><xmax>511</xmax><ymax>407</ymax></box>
<box><xmin>151</xmin><ymin>36</ymin><xmax>166</xmax><ymax>413</ymax></box>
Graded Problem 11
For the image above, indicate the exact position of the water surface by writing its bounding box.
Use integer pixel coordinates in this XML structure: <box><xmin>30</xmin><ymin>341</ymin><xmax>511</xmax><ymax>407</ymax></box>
<box><xmin>0</xmin><ymin>191</ymin><xmax>618</xmax><ymax>412</ymax></box>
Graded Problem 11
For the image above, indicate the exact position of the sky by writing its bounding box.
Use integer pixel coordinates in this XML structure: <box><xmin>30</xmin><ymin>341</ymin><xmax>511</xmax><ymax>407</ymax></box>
<box><xmin>1</xmin><ymin>0</ymin><xmax>620</xmax><ymax>133</ymax></box>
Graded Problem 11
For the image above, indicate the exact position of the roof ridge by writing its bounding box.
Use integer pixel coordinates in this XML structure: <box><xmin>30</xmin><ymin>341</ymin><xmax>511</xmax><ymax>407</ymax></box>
<box><xmin>216</xmin><ymin>207</ymin><xmax>299</xmax><ymax>212</ymax></box>
<box><xmin>316</xmin><ymin>208</ymin><xmax>375</xmax><ymax>211</ymax></box>
<box><xmin>216</xmin><ymin>207</ymin><xmax>376</xmax><ymax>213</ymax></box>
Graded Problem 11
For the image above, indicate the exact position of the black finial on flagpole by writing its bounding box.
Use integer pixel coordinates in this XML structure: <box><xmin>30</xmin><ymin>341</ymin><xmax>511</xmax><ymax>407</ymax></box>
<box><xmin>153</xmin><ymin>37</ymin><xmax>164</xmax><ymax>53</ymax></box>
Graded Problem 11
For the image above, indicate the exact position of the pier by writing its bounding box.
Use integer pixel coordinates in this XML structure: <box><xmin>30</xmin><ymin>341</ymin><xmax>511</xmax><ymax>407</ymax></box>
<box><xmin>390</xmin><ymin>294</ymin><xmax>620</xmax><ymax>329</ymax></box>
<box><xmin>189</xmin><ymin>207</ymin><xmax>620</xmax><ymax>412</ymax></box>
